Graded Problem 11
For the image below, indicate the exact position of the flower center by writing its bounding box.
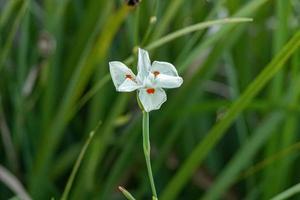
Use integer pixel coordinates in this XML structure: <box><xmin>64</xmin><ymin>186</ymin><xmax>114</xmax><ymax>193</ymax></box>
<box><xmin>153</xmin><ymin>71</ymin><xmax>160</xmax><ymax>77</ymax></box>
<box><xmin>146</xmin><ymin>88</ymin><xmax>155</xmax><ymax>94</ymax></box>
<box><xmin>125</xmin><ymin>74</ymin><xmax>133</xmax><ymax>79</ymax></box>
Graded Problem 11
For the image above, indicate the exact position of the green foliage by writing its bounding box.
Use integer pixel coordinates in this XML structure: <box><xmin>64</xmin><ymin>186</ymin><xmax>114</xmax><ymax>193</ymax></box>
<box><xmin>0</xmin><ymin>0</ymin><xmax>299</xmax><ymax>200</ymax></box>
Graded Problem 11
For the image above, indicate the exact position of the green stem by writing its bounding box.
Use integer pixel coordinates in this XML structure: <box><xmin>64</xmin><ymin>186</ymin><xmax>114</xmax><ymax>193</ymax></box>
<box><xmin>118</xmin><ymin>186</ymin><xmax>136</xmax><ymax>200</ymax></box>
<box><xmin>142</xmin><ymin>111</ymin><xmax>158</xmax><ymax>199</ymax></box>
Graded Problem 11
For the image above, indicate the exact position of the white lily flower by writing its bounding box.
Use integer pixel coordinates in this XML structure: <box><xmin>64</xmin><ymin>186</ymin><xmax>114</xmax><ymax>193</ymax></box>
<box><xmin>109</xmin><ymin>48</ymin><xmax>183</xmax><ymax>112</ymax></box>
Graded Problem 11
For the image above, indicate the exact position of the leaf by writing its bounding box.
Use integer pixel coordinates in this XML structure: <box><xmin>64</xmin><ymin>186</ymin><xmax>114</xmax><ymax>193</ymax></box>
<box><xmin>160</xmin><ymin>30</ymin><xmax>300</xmax><ymax>200</ymax></box>
<box><xmin>60</xmin><ymin>122</ymin><xmax>100</xmax><ymax>200</ymax></box>
<box><xmin>270</xmin><ymin>183</ymin><xmax>300</xmax><ymax>200</ymax></box>
<box><xmin>201</xmin><ymin>112</ymin><xmax>283</xmax><ymax>199</ymax></box>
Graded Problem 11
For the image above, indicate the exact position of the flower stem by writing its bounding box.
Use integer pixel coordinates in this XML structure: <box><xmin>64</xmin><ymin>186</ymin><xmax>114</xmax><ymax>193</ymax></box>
<box><xmin>142</xmin><ymin>111</ymin><xmax>158</xmax><ymax>199</ymax></box>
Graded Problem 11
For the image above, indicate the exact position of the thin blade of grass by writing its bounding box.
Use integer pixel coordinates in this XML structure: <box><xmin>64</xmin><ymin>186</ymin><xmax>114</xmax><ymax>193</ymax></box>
<box><xmin>99</xmin><ymin>119</ymin><xmax>140</xmax><ymax>199</ymax></box>
<box><xmin>239</xmin><ymin>141</ymin><xmax>300</xmax><ymax>182</ymax></box>
<box><xmin>0</xmin><ymin>0</ymin><xmax>28</xmax><ymax>72</ymax></box>
<box><xmin>124</xmin><ymin>17</ymin><xmax>252</xmax><ymax>64</ymax></box>
<box><xmin>60</xmin><ymin>122</ymin><xmax>100</xmax><ymax>200</ymax></box>
<box><xmin>270</xmin><ymin>183</ymin><xmax>300</xmax><ymax>200</ymax></box>
<box><xmin>263</xmin><ymin>1</ymin><xmax>292</xmax><ymax>197</ymax></box>
<box><xmin>73</xmin><ymin>74</ymin><xmax>110</xmax><ymax>115</ymax></box>
<box><xmin>118</xmin><ymin>186</ymin><xmax>136</xmax><ymax>200</ymax></box>
<box><xmin>50</xmin><ymin>144</ymin><xmax>81</xmax><ymax>181</ymax></box>
<box><xmin>0</xmin><ymin>99</ymin><xmax>18</xmax><ymax>172</ymax></box>
<box><xmin>0</xmin><ymin>0</ymin><xmax>20</xmax><ymax>29</ymax></box>
<box><xmin>177</xmin><ymin>0</ymin><xmax>271</xmax><ymax>73</ymax></box>
<box><xmin>147</xmin><ymin>18</ymin><xmax>252</xmax><ymax>50</ymax></box>
<box><xmin>0</xmin><ymin>165</ymin><xmax>32</xmax><ymax>200</ymax></box>
<box><xmin>201</xmin><ymin>112</ymin><xmax>284</xmax><ymax>200</ymax></box>
<box><xmin>160</xmin><ymin>30</ymin><xmax>300</xmax><ymax>200</ymax></box>
<box><xmin>151</xmin><ymin>0</ymin><xmax>184</xmax><ymax>40</ymax></box>
<box><xmin>72</xmin><ymin>93</ymin><xmax>130</xmax><ymax>199</ymax></box>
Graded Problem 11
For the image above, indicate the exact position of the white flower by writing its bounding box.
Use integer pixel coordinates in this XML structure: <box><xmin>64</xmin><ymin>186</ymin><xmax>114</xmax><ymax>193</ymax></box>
<box><xmin>109</xmin><ymin>48</ymin><xmax>183</xmax><ymax>112</ymax></box>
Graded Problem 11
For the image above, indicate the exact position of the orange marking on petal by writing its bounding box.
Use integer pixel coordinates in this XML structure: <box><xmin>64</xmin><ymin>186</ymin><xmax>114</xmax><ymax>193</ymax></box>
<box><xmin>153</xmin><ymin>71</ymin><xmax>160</xmax><ymax>77</ymax></box>
<box><xmin>146</xmin><ymin>88</ymin><xmax>155</xmax><ymax>94</ymax></box>
<box><xmin>125</xmin><ymin>74</ymin><xmax>133</xmax><ymax>79</ymax></box>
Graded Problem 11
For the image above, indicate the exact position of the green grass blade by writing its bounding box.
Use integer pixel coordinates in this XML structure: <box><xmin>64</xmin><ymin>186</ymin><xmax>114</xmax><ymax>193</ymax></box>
<box><xmin>239</xmin><ymin>141</ymin><xmax>300</xmax><ymax>182</ymax></box>
<box><xmin>0</xmin><ymin>0</ymin><xmax>28</xmax><ymax>72</ymax></box>
<box><xmin>73</xmin><ymin>74</ymin><xmax>110</xmax><ymax>115</ymax></box>
<box><xmin>151</xmin><ymin>0</ymin><xmax>184</xmax><ymax>40</ymax></box>
<box><xmin>124</xmin><ymin>17</ymin><xmax>252</xmax><ymax>64</ymax></box>
<box><xmin>0</xmin><ymin>0</ymin><xmax>20</xmax><ymax>29</ymax></box>
<box><xmin>60</xmin><ymin>122</ymin><xmax>100</xmax><ymax>200</ymax></box>
<box><xmin>99</xmin><ymin>119</ymin><xmax>140</xmax><ymax>199</ymax></box>
<box><xmin>118</xmin><ymin>186</ymin><xmax>136</xmax><ymax>200</ymax></box>
<box><xmin>270</xmin><ymin>183</ymin><xmax>300</xmax><ymax>200</ymax></box>
<box><xmin>201</xmin><ymin>112</ymin><xmax>283</xmax><ymax>200</ymax></box>
<box><xmin>177</xmin><ymin>0</ymin><xmax>271</xmax><ymax>73</ymax></box>
<box><xmin>72</xmin><ymin>94</ymin><xmax>130</xmax><ymax>199</ymax></box>
<box><xmin>0</xmin><ymin>164</ymin><xmax>32</xmax><ymax>200</ymax></box>
<box><xmin>266</xmin><ymin>1</ymin><xmax>296</xmax><ymax>196</ymax></box>
<box><xmin>160</xmin><ymin>30</ymin><xmax>300</xmax><ymax>200</ymax></box>
<box><xmin>147</xmin><ymin>17</ymin><xmax>252</xmax><ymax>50</ymax></box>
<box><xmin>50</xmin><ymin>144</ymin><xmax>81</xmax><ymax>181</ymax></box>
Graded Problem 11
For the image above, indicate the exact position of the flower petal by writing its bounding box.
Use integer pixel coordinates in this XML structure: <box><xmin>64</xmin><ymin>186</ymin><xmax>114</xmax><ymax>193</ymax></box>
<box><xmin>109</xmin><ymin>61</ymin><xmax>138</xmax><ymax>92</ymax></box>
<box><xmin>155</xmin><ymin>74</ymin><xmax>183</xmax><ymax>88</ymax></box>
<box><xmin>151</xmin><ymin>61</ymin><xmax>178</xmax><ymax>76</ymax></box>
<box><xmin>118</xmin><ymin>78</ymin><xmax>141</xmax><ymax>92</ymax></box>
<box><xmin>138</xmin><ymin>88</ymin><xmax>167</xmax><ymax>112</ymax></box>
<box><xmin>137</xmin><ymin>48</ymin><xmax>151</xmax><ymax>81</ymax></box>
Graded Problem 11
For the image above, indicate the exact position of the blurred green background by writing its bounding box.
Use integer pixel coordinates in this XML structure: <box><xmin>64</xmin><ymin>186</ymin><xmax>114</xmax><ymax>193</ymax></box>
<box><xmin>0</xmin><ymin>0</ymin><xmax>300</xmax><ymax>199</ymax></box>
